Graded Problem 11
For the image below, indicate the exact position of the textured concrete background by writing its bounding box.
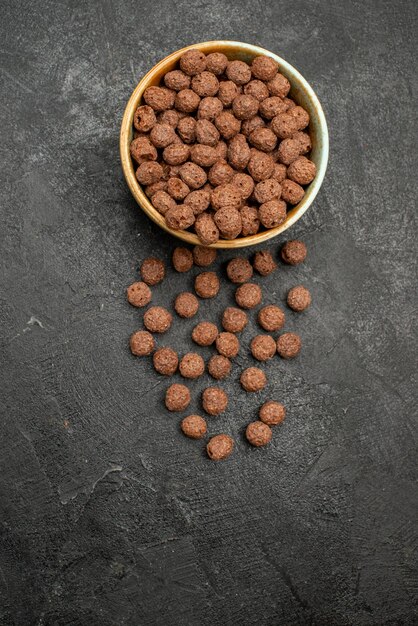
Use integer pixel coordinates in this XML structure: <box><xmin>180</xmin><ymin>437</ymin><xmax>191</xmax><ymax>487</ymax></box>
<box><xmin>0</xmin><ymin>1</ymin><xmax>417</xmax><ymax>624</ymax></box>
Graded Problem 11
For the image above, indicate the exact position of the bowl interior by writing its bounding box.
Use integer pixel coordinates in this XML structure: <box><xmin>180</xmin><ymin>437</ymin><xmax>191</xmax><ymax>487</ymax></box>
<box><xmin>120</xmin><ymin>41</ymin><xmax>328</xmax><ymax>248</ymax></box>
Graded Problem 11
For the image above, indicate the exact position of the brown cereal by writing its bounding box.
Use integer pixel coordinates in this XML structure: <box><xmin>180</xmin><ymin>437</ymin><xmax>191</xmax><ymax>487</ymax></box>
<box><xmin>172</xmin><ymin>247</ymin><xmax>193</xmax><ymax>272</ymax></box>
<box><xmin>216</xmin><ymin>332</ymin><xmax>240</xmax><ymax>358</ymax></box>
<box><xmin>194</xmin><ymin>271</ymin><xmax>220</xmax><ymax>298</ymax></box>
<box><xmin>164</xmin><ymin>69</ymin><xmax>191</xmax><ymax>91</ymax></box>
<box><xmin>283</xmin><ymin>97</ymin><xmax>296</xmax><ymax>110</ymax></box>
<box><xmin>287</xmin><ymin>285</ymin><xmax>311</xmax><ymax>312</ymax></box>
<box><xmin>258</xmin><ymin>305</ymin><xmax>285</xmax><ymax>331</ymax></box>
<box><xmin>136</xmin><ymin>161</ymin><xmax>164</xmax><ymax>185</ymax></box>
<box><xmin>214</xmin><ymin>207</ymin><xmax>242</xmax><ymax>240</ymax></box>
<box><xmin>152</xmin><ymin>190</ymin><xmax>176</xmax><ymax>215</ymax></box>
<box><xmin>258</xmin><ymin>199</ymin><xmax>287</xmax><ymax>228</ymax></box>
<box><xmin>222</xmin><ymin>307</ymin><xmax>248</xmax><ymax>333</ymax></box>
<box><xmin>281</xmin><ymin>179</ymin><xmax>305</xmax><ymax>205</ymax></box>
<box><xmin>165</xmin><ymin>383</ymin><xmax>191</xmax><ymax>411</ymax></box>
<box><xmin>197</xmin><ymin>96</ymin><xmax>224</xmax><ymax>120</ymax></box>
<box><xmin>192</xmin><ymin>321</ymin><xmax>218</xmax><ymax>346</ymax></box>
<box><xmin>140</xmin><ymin>257</ymin><xmax>165</xmax><ymax>285</ymax></box>
<box><xmin>175</xmin><ymin>89</ymin><xmax>201</xmax><ymax>113</ymax></box>
<box><xmin>166</xmin><ymin>164</ymin><xmax>181</xmax><ymax>178</ymax></box>
<box><xmin>250</xmin><ymin>334</ymin><xmax>276</xmax><ymax>361</ymax></box>
<box><xmin>259</xmin><ymin>96</ymin><xmax>288</xmax><ymax>119</ymax></box>
<box><xmin>218</xmin><ymin>80</ymin><xmax>241</xmax><ymax>107</ymax></box>
<box><xmin>153</xmin><ymin>347</ymin><xmax>179</xmax><ymax>375</ymax></box>
<box><xmin>290</xmin><ymin>105</ymin><xmax>310</xmax><ymax>130</ymax></box>
<box><xmin>226</xmin><ymin>257</ymin><xmax>253</xmax><ymax>284</ymax></box>
<box><xmin>165</xmin><ymin>204</ymin><xmax>195</xmax><ymax>230</ymax></box>
<box><xmin>127</xmin><ymin>281</ymin><xmax>152</xmax><ymax>307</ymax></box>
<box><xmin>195</xmin><ymin>119</ymin><xmax>220</xmax><ymax>146</ymax></box>
<box><xmin>184</xmin><ymin>189</ymin><xmax>211</xmax><ymax>215</ymax></box>
<box><xmin>194</xmin><ymin>212</ymin><xmax>219</xmax><ymax>245</ymax></box>
<box><xmin>244</xmin><ymin>80</ymin><xmax>269</xmax><ymax>101</ymax></box>
<box><xmin>235</xmin><ymin>283</ymin><xmax>262</xmax><ymax>309</ymax></box>
<box><xmin>174</xmin><ymin>292</ymin><xmax>199</xmax><ymax>318</ymax></box>
<box><xmin>246</xmin><ymin>421</ymin><xmax>272</xmax><ymax>446</ymax></box>
<box><xmin>158</xmin><ymin>109</ymin><xmax>180</xmax><ymax>127</ymax></box>
<box><xmin>179</xmin><ymin>49</ymin><xmax>207</xmax><ymax>76</ymax></box>
<box><xmin>149</xmin><ymin>123</ymin><xmax>176</xmax><ymax>148</ymax></box>
<box><xmin>226</xmin><ymin>59</ymin><xmax>252</xmax><ymax>85</ymax></box>
<box><xmin>191</xmin><ymin>71</ymin><xmax>219</xmax><ymax>97</ymax></box>
<box><xmin>145</xmin><ymin>181</ymin><xmax>168</xmax><ymax>198</ymax></box>
<box><xmin>267</xmin><ymin>73</ymin><xmax>291</xmax><ymax>97</ymax></box>
<box><xmin>277</xmin><ymin>332</ymin><xmax>301</xmax><ymax>358</ymax></box>
<box><xmin>208</xmin><ymin>159</ymin><xmax>234</xmax><ymax>186</ymax></box>
<box><xmin>211</xmin><ymin>183</ymin><xmax>243</xmax><ymax>211</ymax></box>
<box><xmin>254</xmin><ymin>179</ymin><xmax>282</xmax><ymax>203</ymax></box>
<box><xmin>276</xmin><ymin>137</ymin><xmax>302</xmax><ymax>165</ymax></box>
<box><xmin>270</xmin><ymin>112</ymin><xmax>299</xmax><ymax>139</ymax></box>
<box><xmin>181</xmin><ymin>414</ymin><xmax>207</xmax><ymax>439</ymax></box>
<box><xmin>240</xmin><ymin>205</ymin><xmax>260</xmax><ymax>236</ymax></box>
<box><xmin>130</xmin><ymin>136</ymin><xmax>157</xmax><ymax>163</ymax></box>
<box><xmin>143</xmin><ymin>306</ymin><xmax>172</xmax><ymax>333</ymax></box>
<box><xmin>205</xmin><ymin>52</ymin><xmax>228</xmax><ymax>75</ymax></box>
<box><xmin>271</xmin><ymin>163</ymin><xmax>287</xmax><ymax>183</ymax></box>
<box><xmin>259</xmin><ymin>401</ymin><xmax>286</xmax><ymax>426</ymax></box>
<box><xmin>190</xmin><ymin>144</ymin><xmax>218</xmax><ymax>167</ymax></box>
<box><xmin>162</xmin><ymin>143</ymin><xmax>190</xmax><ymax>165</ymax></box>
<box><xmin>179</xmin><ymin>352</ymin><xmax>205</xmax><ymax>379</ymax></box>
<box><xmin>232</xmin><ymin>94</ymin><xmax>259</xmax><ymax>120</ymax></box>
<box><xmin>133</xmin><ymin>105</ymin><xmax>157</xmax><ymax>132</ymax></box>
<box><xmin>215</xmin><ymin>110</ymin><xmax>241</xmax><ymax>139</ymax></box>
<box><xmin>251</xmin><ymin>55</ymin><xmax>278</xmax><ymax>81</ymax></box>
<box><xmin>167</xmin><ymin>177</ymin><xmax>190</xmax><ymax>200</ymax></box>
<box><xmin>253</xmin><ymin>250</ymin><xmax>277</xmax><ymax>276</ymax></box>
<box><xmin>227</xmin><ymin>134</ymin><xmax>251</xmax><ymax>170</ymax></box>
<box><xmin>179</xmin><ymin>162</ymin><xmax>207</xmax><ymax>189</ymax></box>
<box><xmin>208</xmin><ymin>355</ymin><xmax>231</xmax><ymax>380</ymax></box>
<box><xmin>202</xmin><ymin>387</ymin><xmax>228</xmax><ymax>415</ymax></box>
<box><xmin>129</xmin><ymin>330</ymin><xmax>155</xmax><ymax>356</ymax></box>
<box><xmin>240</xmin><ymin>367</ymin><xmax>267</xmax><ymax>392</ymax></box>
<box><xmin>207</xmin><ymin>434</ymin><xmax>234</xmax><ymax>461</ymax></box>
<box><xmin>242</xmin><ymin>117</ymin><xmax>266</xmax><ymax>141</ymax></box>
<box><xmin>193</xmin><ymin>245</ymin><xmax>217</xmax><ymax>267</ymax></box>
<box><xmin>249</xmin><ymin>127</ymin><xmax>277</xmax><ymax>152</ymax></box>
<box><xmin>214</xmin><ymin>140</ymin><xmax>228</xmax><ymax>160</ymax></box>
<box><xmin>287</xmin><ymin>156</ymin><xmax>316</xmax><ymax>185</ymax></box>
<box><xmin>177</xmin><ymin>116</ymin><xmax>197</xmax><ymax>143</ymax></box>
<box><xmin>143</xmin><ymin>86</ymin><xmax>175</xmax><ymax>111</ymax></box>
<box><xmin>247</xmin><ymin>151</ymin><xmax>275</xmax><ymax>181</ymax></box>
<box><xmin>232</xmin><ymin>173</ymin><xmax>255</xmax><ymax>199</ymax></box>
<box><xmin>281</xmin><ymin>240</ymin><xmax>307</xmax><ymax>265</ymax></box>
<box><xmin>292</xmin><ymin>131</ymin><xmax>312</xmax><ymax>154</ymax></box>
<box><xmin>160</xmin><ymin>162</ymin><xmax>172</xmax><ymax>180</ymax></box>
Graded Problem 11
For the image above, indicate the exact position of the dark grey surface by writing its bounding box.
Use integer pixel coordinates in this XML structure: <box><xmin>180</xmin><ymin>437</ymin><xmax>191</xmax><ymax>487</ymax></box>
<box><xmin>0</xmin><ymin>1</ymin><xmax>417</xmax><ymax>624</ymax></box>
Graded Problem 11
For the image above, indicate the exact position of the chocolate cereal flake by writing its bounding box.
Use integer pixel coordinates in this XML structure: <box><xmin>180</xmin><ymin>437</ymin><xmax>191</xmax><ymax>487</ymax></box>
<box><xmin>181</xmin><ymin>414</ymin><xmax>207</xmax><ymax>439</ymax></box>
<box><xmin>129</xmin><ymin>330</ymin><xmax>155</xmax><ymax>356</ymax></box>
<box><xmin>153</xmin><ymin>347</ymin><xmax>179</xmax><ymax>375</ymax></box>
<box><xmin>246</xmin><ymin>421</ymin><xmax>272</xmax><ymax>446</ymax></box>
<box><xmin>207</xmin><ymin>434</ymin><xmax>234</xmax><ymax>461</ymax></box>
<box><xmin>240</xmin><ymin>367</ymin><xmax>267</xmax><ymax>392</ymax></box>
<box><xmin>126</xmin><ymin>281</ymin><xmax>152</xmax><ymax>308</ymax></box>
<box><xmin>259</xmin><ymin>401</ymin><xmax>286</xmax><ymax>426</ymax></box>
<box><xmin>165</xmin><ymin>383</ymin><xmax>191</xmax><ymax>411</ymax></box>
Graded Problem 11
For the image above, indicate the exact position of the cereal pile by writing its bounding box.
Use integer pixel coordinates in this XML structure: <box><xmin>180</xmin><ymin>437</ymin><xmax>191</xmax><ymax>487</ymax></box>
<box><xmin>127</xmin><ymin>239</ymin><xmax>310</xmax><ymax>461</ymax></box>
<box><xmin>130</xmin><ymin>50</ymin><xmax>316</xmax><ymax>243</ymax></box>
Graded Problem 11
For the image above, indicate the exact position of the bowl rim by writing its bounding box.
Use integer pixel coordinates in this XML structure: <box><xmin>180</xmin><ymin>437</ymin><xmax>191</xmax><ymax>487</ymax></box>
<box><xmin>120</xmin><ymin>40</ymin><xmax>329</xmax><ymax>249</ymax></box>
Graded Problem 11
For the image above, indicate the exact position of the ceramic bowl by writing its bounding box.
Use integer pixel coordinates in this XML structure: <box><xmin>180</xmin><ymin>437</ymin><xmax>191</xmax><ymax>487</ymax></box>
<box><xmin>120</xmin><ymin>41</ymin><xmax>329</xmax><ymax>249</ymax></box>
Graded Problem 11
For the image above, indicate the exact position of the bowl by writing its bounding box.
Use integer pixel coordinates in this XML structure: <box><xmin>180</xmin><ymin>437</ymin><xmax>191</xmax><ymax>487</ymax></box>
<box><xmin>120</xmin><ymin>41</ymin><xmax>329</xmax><ymax>249</ymax></box>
